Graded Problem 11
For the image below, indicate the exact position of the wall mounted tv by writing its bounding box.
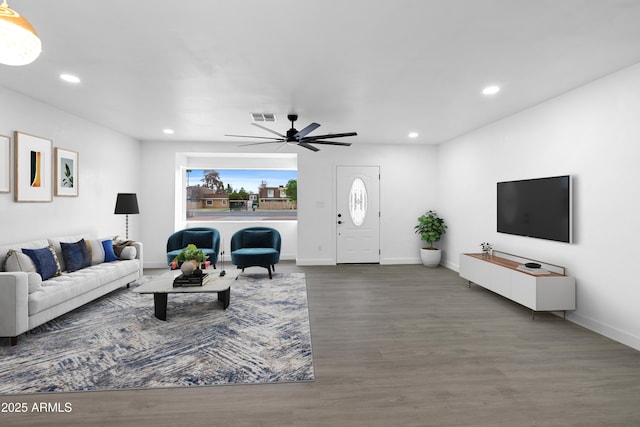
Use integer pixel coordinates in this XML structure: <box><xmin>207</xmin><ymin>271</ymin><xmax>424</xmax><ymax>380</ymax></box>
<box><xmin>497</xmin><ymin>175</ymin><xmax>572</xmax><ymax>243</ymax></box>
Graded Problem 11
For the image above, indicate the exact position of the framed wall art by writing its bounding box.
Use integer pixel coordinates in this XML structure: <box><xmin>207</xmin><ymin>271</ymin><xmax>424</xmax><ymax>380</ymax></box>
<box><xmin>14</xmin><ymin>131</ymin><xmax>53</xmax><ymax>202</ymax></box>
<box><xmin>55</xmin><ymin>147</ymin><xmax>78</xmax><ymax>197</ymax></box>
<box><xmin>0</xmin><ymin>134</ymin><xmax>9</xmax><ymax>193</ymax></box>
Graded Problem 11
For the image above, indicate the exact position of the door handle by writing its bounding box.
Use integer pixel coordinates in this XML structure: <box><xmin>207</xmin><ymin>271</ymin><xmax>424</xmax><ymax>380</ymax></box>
<box><xmin>337</xmin><ymin>221</ymin><xmax>342</xmax><ymax>224</ymax></box>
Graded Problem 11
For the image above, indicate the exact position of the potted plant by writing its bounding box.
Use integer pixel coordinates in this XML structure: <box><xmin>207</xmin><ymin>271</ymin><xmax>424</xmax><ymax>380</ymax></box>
<box><xmin>415</xmin><ymin>210</ymin><xmax>447</xmax><ymax>267</ymax></box>
<box><xmin>173</xmin><ymin>244</ymin><xmax>209</xmax><ymax>275</ymax></box>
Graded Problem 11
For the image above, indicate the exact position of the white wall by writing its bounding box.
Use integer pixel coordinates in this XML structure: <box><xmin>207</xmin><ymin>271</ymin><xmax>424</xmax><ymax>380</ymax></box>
<box><xmin>139</xmin><ymin>140</ymin><xmax>437</xmax><ymax>267</ymax></box>
<box><xmin>438</xmin><ymin>62</ymin><xmax>640</xmax><ymax>350</ymax></box>
<box><xmin>0</xmin><ymin>87</ymin><xmax>141</xmax><ymax>244</ymax></box>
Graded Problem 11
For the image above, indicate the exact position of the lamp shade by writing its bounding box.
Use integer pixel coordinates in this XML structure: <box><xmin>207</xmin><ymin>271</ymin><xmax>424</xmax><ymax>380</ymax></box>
<box><xmin>114</xmin><ymin>193</ymin><xmax>139</xmax><ymax>215</ymax></box>
<box><xmin>0</xmin><ymin>1</ymin><xmax>41</xmax><ymax>66</ymax></box>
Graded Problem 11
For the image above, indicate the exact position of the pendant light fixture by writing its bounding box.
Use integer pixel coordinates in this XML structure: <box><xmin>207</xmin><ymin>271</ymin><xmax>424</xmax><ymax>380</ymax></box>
<box><xmin>0</xmin><ymin>1</ymin><xmax>41</xmax><ymax>66</ymax></box>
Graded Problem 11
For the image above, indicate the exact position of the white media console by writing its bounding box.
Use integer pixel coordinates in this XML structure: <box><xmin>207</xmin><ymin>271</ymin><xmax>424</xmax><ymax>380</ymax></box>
<box><xmin>459</xmin><ymin>252</ymin><xmax>575</xmax><ymax>319</ymax></box>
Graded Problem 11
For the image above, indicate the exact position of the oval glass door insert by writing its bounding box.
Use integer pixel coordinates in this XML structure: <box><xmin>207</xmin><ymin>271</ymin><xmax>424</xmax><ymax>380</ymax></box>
<box><xmin>349</xmin><ymin>177</ymin><xmax>368</xmax><ymax>226</ymax></box>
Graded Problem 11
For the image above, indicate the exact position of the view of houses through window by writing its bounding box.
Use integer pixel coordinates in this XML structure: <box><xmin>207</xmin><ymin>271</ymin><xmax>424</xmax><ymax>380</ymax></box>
<box><xmin>186</xmin><ymin>169</ymin><xmax>297</xmax><ymax>221</ymax></box>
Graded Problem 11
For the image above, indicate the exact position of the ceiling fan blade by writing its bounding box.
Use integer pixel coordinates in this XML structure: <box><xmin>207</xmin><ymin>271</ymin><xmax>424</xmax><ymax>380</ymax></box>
<box><xmin>275</xmin><ymin>142</ymin><xmax>289</xmax><ymax>152</ymax></box>
<box><xmin>238</xmin><ymin>140</ymin><xmax>284</xmax><ymax>147</ymax></box>
<box><xmin>298</xmin><ymin>142</ymin><xmax>320</xmax><ymax>152</ymax></box>
<box><xmin>294</xmin><ymin>122</ymin><xmax>320</xmax><ymax>139</ymax></box>
<box><xmin>305</xmin><ymin>140</ymin><xmax>352</xmax><ymax>146</ymax></box>
<box><xmin>251</xmin><ymin>123</ymin><xmax>286</xmax><ymax>138</ymax></box>
<box><xmin>225</xmin><ymin>134</ymin><xmax>283</xmax><ymax>140</ymax></box>
<box><xmin>301</xmin><ymin>131</ymin><xmax>357</xmax><ymax>141</ymax></box>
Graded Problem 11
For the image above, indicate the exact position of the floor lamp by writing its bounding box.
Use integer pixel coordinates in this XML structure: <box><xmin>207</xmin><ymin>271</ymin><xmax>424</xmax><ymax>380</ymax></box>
<box><xmin>114</xmin><ymin>193</ymin><xmax>139</xmax><ymax>239</ymax></box>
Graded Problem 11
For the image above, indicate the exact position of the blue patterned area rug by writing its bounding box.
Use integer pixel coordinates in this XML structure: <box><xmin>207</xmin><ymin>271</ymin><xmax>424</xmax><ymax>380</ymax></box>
<box><xmin>0</xmin><ymin>272</ymin><xmax>314</xmax><ymax>394</ymax></box>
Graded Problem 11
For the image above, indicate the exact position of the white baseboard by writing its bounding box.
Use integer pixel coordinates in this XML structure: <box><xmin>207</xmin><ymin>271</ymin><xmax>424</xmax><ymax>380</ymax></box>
<box><xmin>380</xmin><ymin>257</ymin><xmax>420</xmax><ymax>265</ymax></box>
<box><xmin>144</xmin><ymin>261</ymin><xmax>169</xmax><ymax>269</ymax></box>
<box><xmin>296</xmin><ymin>258</ymin><xmax>335</xmax><ymax>266</ymax></box>
<box><xmin>442</xmin><ymin>260</ymin><xmax>459</xmax><ymax>271</ymax></box>
<box><xmin>567</xmin><ymin>313</ymin><xmax>640</xmax><ymax>351</ymax></box>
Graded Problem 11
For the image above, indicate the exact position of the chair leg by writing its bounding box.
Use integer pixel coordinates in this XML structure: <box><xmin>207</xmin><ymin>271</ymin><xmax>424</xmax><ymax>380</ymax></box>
<box><xmin>10</xmin><ymin>336</ymin><xmax>18</xmax><ymax>346</ymax></box>
<box><xmin>267</xmin><ymin>266</ymin><xmax>272</xmax><ymax>279</ymax></box>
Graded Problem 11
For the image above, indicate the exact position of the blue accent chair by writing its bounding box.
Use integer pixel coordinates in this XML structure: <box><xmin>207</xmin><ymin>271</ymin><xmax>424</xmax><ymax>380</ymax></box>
<box><xmin>230</xmin><ymin>227</ymin><xmax>281</xmax><ymax>279</ymax></box>
<box><xmin>166</xmin><ymin>227</ymin><xmax>220</xmax><ymax>267</ymax></box>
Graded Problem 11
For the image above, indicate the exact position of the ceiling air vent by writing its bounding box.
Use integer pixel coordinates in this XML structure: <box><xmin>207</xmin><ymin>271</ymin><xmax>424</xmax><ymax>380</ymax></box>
<box><xmin>250</xmin><ymin>113</ymin><xmax>276</xmax><ymax>122</ymax></box>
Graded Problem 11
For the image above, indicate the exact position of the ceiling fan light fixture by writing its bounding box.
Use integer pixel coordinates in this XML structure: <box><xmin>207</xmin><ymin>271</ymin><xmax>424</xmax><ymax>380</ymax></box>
<box><xmin>0</xmin><ymin>1</ymin><xmax>41</xmax><ymax>66</ymax></box>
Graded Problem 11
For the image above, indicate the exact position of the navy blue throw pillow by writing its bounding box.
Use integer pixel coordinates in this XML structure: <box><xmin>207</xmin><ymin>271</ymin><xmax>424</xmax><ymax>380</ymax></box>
<box><xmin>61</xmin><ymin>239</ymin><xmax>92</xmax><ymax>272</ymax></box>
<box><xmin>22</xmin><ymin>247</ymin><xmax>60</xmax><ymax>280</ymax></box>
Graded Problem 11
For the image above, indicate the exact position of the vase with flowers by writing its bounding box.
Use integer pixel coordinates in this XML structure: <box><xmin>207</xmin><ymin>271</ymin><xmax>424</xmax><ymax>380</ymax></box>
<box><xmin>173</xmin><ymin>244</ymin><xmax>209</xmax><ymax>276</ymax></box>
<box><xmin>480</xmin><ymin>242</ymin><xmax>493</xmax><ymax>259</ymax></box>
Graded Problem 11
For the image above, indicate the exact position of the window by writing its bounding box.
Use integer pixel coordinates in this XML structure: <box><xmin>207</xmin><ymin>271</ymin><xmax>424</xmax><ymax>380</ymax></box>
<box><xmin>349</xmin><ymin>177</ymin><xmax>368</xmax><ymax>226</ymax></box>
<box><xmin>186</xmin><ymin>169</ymin><xmax>297</xmax><ymax>221</ymax></box>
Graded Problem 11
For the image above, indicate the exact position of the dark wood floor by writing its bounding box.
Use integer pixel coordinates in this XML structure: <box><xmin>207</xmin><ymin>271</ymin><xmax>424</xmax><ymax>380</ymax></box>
<box><xmin>2</xmin><ymin>263</ymin><xmax>640</xmax><ymax>426</ymax></box>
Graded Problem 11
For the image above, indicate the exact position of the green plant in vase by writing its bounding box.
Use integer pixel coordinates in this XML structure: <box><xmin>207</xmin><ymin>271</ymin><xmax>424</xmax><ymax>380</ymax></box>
<box><xmin>173</xmin><ymin>244</ymin><xmax>208</xmax><ymax>275</ymax></box>
<box><xmin>415</xmin><ymin>210</ymin><xmax>447</xmax><ymax>267</ymax></box>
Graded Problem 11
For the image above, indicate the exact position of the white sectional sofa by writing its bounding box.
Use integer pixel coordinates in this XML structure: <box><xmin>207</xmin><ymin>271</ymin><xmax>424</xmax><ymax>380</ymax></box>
<box><xmin>0</xmin><ymin>234</ymin><xmax>143</xmax><ymax>346</ymax></box>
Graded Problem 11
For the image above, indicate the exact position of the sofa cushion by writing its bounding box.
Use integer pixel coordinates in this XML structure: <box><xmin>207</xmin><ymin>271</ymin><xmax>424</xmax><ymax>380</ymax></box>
<box><xmin>85</xmin><ymin>239</ymin><xmax>106</xmax><ymax>265</ymax></box>
<box><xmin>231</xmin><ymin>248</ymin><xmax>279</xmax><ymax>267</ymax></box>
<box><xmin>4</xmin><ymin>251</ymin><xmax>42</xmax><ymax>293</ymax></box>
<box><xmin>243</xmin><ymin>230</ymin><xmax>272</xmax><ymax>248</ymax></box>
<box><xmin>0</xmin><ymin>239</ymin><xmax>49</xmax><ymax>272</ymax></box>
<box><xmin>182</xmin><ymin>230</ymin><xmax>213</xmax><ymax>249</ymax></box>
<box><xmin>5</xmin><ymin>250</ymin><xmax>37</xmax><ymax>273</ymax></box>
<box><xmin>28</xmin><ymin>259</ymin><xmax>140</xmax><ymax>315</ymax></box>
<box><xmin>61</xmin><ymin>239</ymin><xmax>92</xmax><ymax>273</ymax></box>
<box><xmin>102</xmin><ymin>239</ymin><xmax>118</xmax><ymax>262</ymax></box>
<box><xmin>22</xmin><ymin>246</ymin><xmax>62</xmax><ymax>281</ymax></box>
<box><xmin>48</xmin><ymin>235</ymin><xmax>87</xmax><ymax>272</ymax></box>
<box><xmin>27</xmin><ymin>272</ymin><xmax>42</xmax><ymax>294</ymax></box>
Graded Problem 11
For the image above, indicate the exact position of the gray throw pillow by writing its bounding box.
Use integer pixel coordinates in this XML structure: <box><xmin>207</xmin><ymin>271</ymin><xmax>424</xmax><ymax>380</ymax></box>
<box><xmin>5</xmin><ymin>250</ymin><xmax>37</xmax><ymax>273</ymax></box>
<box><xmin>119</xmin><ymin>246</ymin><xmax>137</xmax><ymax>260</ymax></box>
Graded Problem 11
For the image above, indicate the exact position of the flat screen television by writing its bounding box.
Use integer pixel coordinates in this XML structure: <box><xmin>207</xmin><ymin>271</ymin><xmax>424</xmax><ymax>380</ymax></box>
<box><xmin>497</xmin><ymin>175</ymin><xmax>572</xmax><ymax>243</ymax></box>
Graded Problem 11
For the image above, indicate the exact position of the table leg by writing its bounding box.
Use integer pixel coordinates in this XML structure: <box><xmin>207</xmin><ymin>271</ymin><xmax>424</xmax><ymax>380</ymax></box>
<box><xmin>154</xmin><ymin>293</ymin><xmax>168</xmax><ymax>321</ymax></box>
<box><xmin>218</xmin><ymin>288</ymin><xmax>230</xmax><ymax>309</ymax></box>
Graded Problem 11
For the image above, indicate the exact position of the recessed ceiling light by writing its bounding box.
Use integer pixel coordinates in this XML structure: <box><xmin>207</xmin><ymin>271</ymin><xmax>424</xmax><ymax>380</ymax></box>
<box><xmin>60</xmin><ymin>74</ymin><xmax>80</xmax><ymax>84</ymax></box>
<box><xmin>163</xmin><ymin>129</ymin><xmax>174</xmax><ymax>135</ymax></box>
<box><xmin>408</xmin><ymin>132</ymin><xmax>419</xmax><ymax>138</ymax></box>
<box><xmin>482</xmin><ymin>85</ymin><xmax>500</xmax><ymax>95</ymax></box>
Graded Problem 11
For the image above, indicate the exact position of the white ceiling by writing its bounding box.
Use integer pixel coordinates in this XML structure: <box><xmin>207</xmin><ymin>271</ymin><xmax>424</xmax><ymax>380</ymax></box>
<box><xmin>2</xmin><ymin>0</ymin><xmax>640</xmax><ymax>145</ymax></box>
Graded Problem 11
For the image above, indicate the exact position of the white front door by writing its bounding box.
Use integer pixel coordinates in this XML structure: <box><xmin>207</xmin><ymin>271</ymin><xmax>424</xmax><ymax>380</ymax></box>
<box><xmin>336</xmin><ymin>166</ymin><xmax>380</xmax><ymax>263</ymax></box>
